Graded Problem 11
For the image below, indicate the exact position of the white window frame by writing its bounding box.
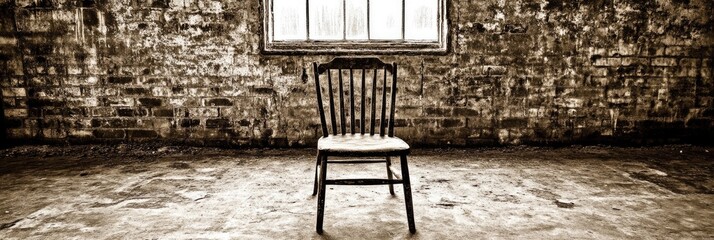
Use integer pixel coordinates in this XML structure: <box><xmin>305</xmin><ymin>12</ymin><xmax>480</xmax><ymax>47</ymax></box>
<box><xmin>262</xmin><ymin>0</ymin><xmax>448</xmax><ymax>54</ymax></box>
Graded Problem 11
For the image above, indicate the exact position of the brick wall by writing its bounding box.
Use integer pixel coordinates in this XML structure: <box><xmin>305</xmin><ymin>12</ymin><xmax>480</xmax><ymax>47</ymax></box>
<box><xmin>1</xmin><ymin>0</ymin><xmax>712</xmax><ymax>147</ymax></box>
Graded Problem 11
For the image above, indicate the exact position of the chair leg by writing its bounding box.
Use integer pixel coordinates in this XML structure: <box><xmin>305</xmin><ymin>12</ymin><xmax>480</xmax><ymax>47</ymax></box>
<box><xmin>400</xmin><ymin>155</ymin><xmax>416</xmax><ymax>233</ymax></box>
<box><xmin>386</xmin><ymin>156</ymin><xmax>395</xmax><ymax>195</ymax></box>
<box><xmin>312</xmin><ymin>152</ymin><xmax>321</xmax><ymax>196</ymax></box>
<box><xmin>316</xmin><ymin>155</ymin><xmax>328</xmax><ymax>234</ymax></box>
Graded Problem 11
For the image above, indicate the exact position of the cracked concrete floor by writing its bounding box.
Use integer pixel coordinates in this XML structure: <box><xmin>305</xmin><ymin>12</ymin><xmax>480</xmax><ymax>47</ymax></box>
<box><xmin>0</xmin><ymin>145</ymin><xmax>712</xmax><ymax>239</ymax></box>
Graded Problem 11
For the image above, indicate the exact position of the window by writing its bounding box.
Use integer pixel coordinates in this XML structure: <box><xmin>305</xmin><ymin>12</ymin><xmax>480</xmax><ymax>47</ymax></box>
<box><xmin>263</xmin><ymin>0</ymin><xmax>448</xmax><ymax>53</ymax></box>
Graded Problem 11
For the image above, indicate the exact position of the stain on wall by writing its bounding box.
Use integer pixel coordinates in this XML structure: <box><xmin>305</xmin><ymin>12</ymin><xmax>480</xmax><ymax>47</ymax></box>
<box><xmin>0</xmin><ymin>0</ymin><xmax>713</xmax><ymax>146</ymax></box>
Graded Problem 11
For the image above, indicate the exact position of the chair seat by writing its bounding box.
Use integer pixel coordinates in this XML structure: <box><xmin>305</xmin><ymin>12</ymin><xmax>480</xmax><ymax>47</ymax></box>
<box><xmin>318</xmin><ymin>134</ymin><xmax>410</xmax><ymax>153</ymax></box>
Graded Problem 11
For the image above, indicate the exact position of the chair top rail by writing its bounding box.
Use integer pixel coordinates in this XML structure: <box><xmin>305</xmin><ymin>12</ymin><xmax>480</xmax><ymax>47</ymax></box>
<box><xmin>316</xmin><ymin>57</ymin><xmax>394</xmax><ymax>74</ymax></box>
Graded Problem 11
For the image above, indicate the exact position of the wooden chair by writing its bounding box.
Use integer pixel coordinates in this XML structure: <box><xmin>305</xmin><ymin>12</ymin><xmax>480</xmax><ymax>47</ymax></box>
<box><xmin>311</xmin><ymin>57</ymin><xmax>415</xmax><ymax>234</ymax></box>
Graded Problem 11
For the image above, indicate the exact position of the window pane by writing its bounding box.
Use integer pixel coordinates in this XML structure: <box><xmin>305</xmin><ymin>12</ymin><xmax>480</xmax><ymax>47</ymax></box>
<box><xmin>405</xmin><ymin>0</ymin><xmax>439</xmax><ymax>40</ymax></box>
<box><xmin>309</xmin><ymin>0</ymin><xmax>344</xmax><ymax>40</ymax></box>
<box><xmin>369</xmin><ymin>0</ymin><xmax>402</xmax><ymax>40</ymax></box>
<box><xmin>273</xmin><ymin>0</ymin><xmax>307</xmax><ymax>41</ymax></box>
<box><xmin>345</xmin><ymin>0</ymin><xmax>368</xmax><ymax>40</ymax></box>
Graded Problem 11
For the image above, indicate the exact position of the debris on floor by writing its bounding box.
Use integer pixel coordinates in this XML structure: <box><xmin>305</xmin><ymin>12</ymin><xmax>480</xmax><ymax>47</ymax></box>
<box><xmin>0</xmin><ymin>219</ymin><xmax>21</xmax><ymax>230</ymax></box>
<box><xmin>554</xmin><ymin>199</ymin><xmax>575</xmax><ymax>208</ymax></box>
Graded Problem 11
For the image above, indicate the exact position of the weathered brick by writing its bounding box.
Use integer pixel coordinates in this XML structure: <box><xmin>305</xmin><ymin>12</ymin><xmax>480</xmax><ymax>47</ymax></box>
<box><xmin>440</xmin><ymin>118</ymin><xmax>465</xmax><ymax>128</ymax></box>
<box><xmin>482</xmin><ymin>65</ymin><xmax>508</xmax><ymax>75</ymax></box>
<box><xmin>500</xmin><ymin>118</ymin><xmax>528</xmax><ymax>128</ymax></box>
<box><xmin>7</xmin><ymin>128</ymin><xmax>33</xmax><ymax>138</ymax></box>
<box><xmin>205</xmin><ymin>98</ymin><xmax>233</xmax><ymax>106</ymax></box>
<box><xmin>2</xmin><ymin>88</ymin><xmax>26</xmax><ymax>97</ymax></box>
<box><xmin>138</xmin><ymin>98</ymin><xmax>163</xmax><ymax>107</ymax></box>
<box><xmin>151</xmin><ymin>87</ymin><xmax>172</xmax><ymax>97</ymax></box>
<box><xmin>127</xmin><ymin>130</ymin><xmax>158</xmax><ymax>139</ymax></box>
<box><xmin>64</xmin><ymin>76</ymin><xmax>100</xmax><ymax>85</ymax></box>
<box><xmin>679</xmin><ymin>58</ymin><xmax>700</xmax><ymax>67</ymax></box>
<box><xmin>93</xmin><ymin>129</ymin><xmax>125</xmax><ymax>139</ymax></box>
<box><xmin>91</xmin><ymin>119</ymin><xmax>137</xmax><ymax>128</ymax></box>
<box><xmin>651</xmin><ymin>58</ymin><xmax>678</xmax><ymax>67</ymax></box>
<box><xmin>424</xmin><ymin>107</ymin><xmax>452</xmax><ymax>116</ymax></box>
<box><xmin>665</xmin><ymin>46</ymin><xmax>686</xmax><ymax>56</ymax></box>
<box><xmin>90</xmin><ymin>107</ymin><xmax>114</xmax><ymax>117</ymax></box>
<box><xmin>237</xmin><ymin>119</ymin><xmax>252</xmax><ymax>126</ymax></box>
<box><xmin>152</xmin><ymin>108</ymin><xmax>174</xmax><ymax>117</ymax></box>
<box><xmin>180</xmin><ymin>119</ymin><xmax>200</xmax><ymax>128</ymax></box>
<box><xmin>452</xmin><ymin>107</ymin><xmax>480</xmax><ymax>117</ymax></box>
<box><xmin>102</xmin><ymin>97</ymin><xmax>134</xmax><ymax>107</ymax></box>
<box><xmin>117</xmin><ymin>108</ymin><xmax>149</xmax><ymax>117</ymax></box>
<box><xmin>187</xmin><ymin>108</ymin><xmax>218</xmax><ymax>118</ymax></box>
<box><xmin>593</xmin><ymin>57</ymin><xmax>621</xmax><ymax>66</ymax></box>
<box><xmin>68</xmin><ymin>129</ymin><xmax>93</xmax><ymax>138</ymax></box>
<box><xmin>206</xmin><ymin>118</ymin><xmax>231</xmax><ymax>128</ymax></box>
<box><xmin>107</xmin><ymin>76</ymin><xmax>134</xmax><ymax>84</ymax></box>
<box><xmin>139</xmin><ymin>77</ymin><xmax>170</xmax><ymax>85</ymax></box>
<box><xmin>4</xmin><ymin>109</ymin><xmax>27</xmax><ymax>118</ymax></box>
<box><xmin>42</xmin><ymin>128</ymin><xmax>66</xmax><ymax>139</ymax></box>
<box><xmin>122</xmin><ymin>88</ymin><xmax>152</xmax><ymax>95</ymax></box>
<box><xmin>251</xmin><ymin>86</ymin><xmax>275</xmax><ymax>95</ymax></box>
<box><xmin>621</xmin><ymin>57</ymin><xmax>648</xmax><ymax>67</ymax></box>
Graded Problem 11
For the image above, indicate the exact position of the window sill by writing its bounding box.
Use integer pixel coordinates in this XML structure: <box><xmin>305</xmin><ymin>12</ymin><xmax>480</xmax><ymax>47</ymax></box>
<box><xmin>262</xmin><ymin>41</ymin><xmax>448</xmax><ymax>55</ymax></box>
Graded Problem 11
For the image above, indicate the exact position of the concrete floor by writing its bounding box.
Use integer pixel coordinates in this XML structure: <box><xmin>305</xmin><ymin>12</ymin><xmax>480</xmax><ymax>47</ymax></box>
<box><xmin>0</xmin><ymin>145</ymin><xmax>712</xmax><ymax>239</ymax></box>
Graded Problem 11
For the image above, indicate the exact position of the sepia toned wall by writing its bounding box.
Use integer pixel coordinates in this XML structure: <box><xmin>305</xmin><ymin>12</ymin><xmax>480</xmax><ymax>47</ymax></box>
<box><xmin>0</xmin><ymin>0</ymin><xmax>712</xmax><ymax>147</ymax></box>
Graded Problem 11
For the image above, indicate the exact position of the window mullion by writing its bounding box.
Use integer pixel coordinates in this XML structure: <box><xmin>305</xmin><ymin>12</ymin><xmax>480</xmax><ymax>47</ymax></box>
<box><xmin>401</xmin><ymin>0</ymin><xmax>405</xmax><ymax>40</ymax></box>
<box><xmin>270</xmin><ymin>0</ymin><xmax>274</xmax><ymax>42</ymax></box>
<box><xmin>438</xmin><ymin>0</ymin><xmax>442</xmax><ymax>41</ymax></box>
<box><xmin>306</xmin><ymin>0</ymin><xmax>310</xmax><ymax>40</ymax></box>
<box><xmin>367</xmin><ymin>0</ymin><xmax>371</xmax><ymax>40</ymax></box>
<box><xmin>343</xmin><ymin>0</ymin><xmax>347</xmax><ymax>40</ymax></box>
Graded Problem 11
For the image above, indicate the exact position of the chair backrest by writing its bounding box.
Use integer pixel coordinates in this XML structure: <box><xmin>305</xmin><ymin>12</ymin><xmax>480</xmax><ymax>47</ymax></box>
<box><xmin>313</xmin><ymin>57</ymin><xmax>398</xmax><ymax>138</ymax></box>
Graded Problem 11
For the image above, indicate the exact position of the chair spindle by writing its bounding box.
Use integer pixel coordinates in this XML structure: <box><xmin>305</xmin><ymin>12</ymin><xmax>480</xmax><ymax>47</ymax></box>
<box><xmin>338</xmin><ymin>69</ymin><xmax>346</xmax><ymax>135</ymax></box>
<box><xmin>313</xmin><ymin>62</ymin><xmax>328</xmax><ymax>137</ymax></box>
<box><xmin>380</xmin><ymin>67</ymin><xmax>388</xmax><ymax>136</ymax></box>
<box><xmin>350</xmin><ymin>69</ymin><xmax>355</xmax><ymax>134</ymax></box>
<box><xmin>360</xmin><ymin>69</ymin><xmax>366</xmax><ymax>135</ymax></box>
<box><xmin>370</xmin><ymin>69</ymin><xmax>377</xmax><ymax>135</ymax></box>
<box><xmin>327</xmin><ymin>70</ymin><xmax>337</xmax><ymax>135</ymax></box>
<box><xmin>389</xmin><ymin>63</ymin><xmax>398</xmax><ymax>137</ymax></box>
